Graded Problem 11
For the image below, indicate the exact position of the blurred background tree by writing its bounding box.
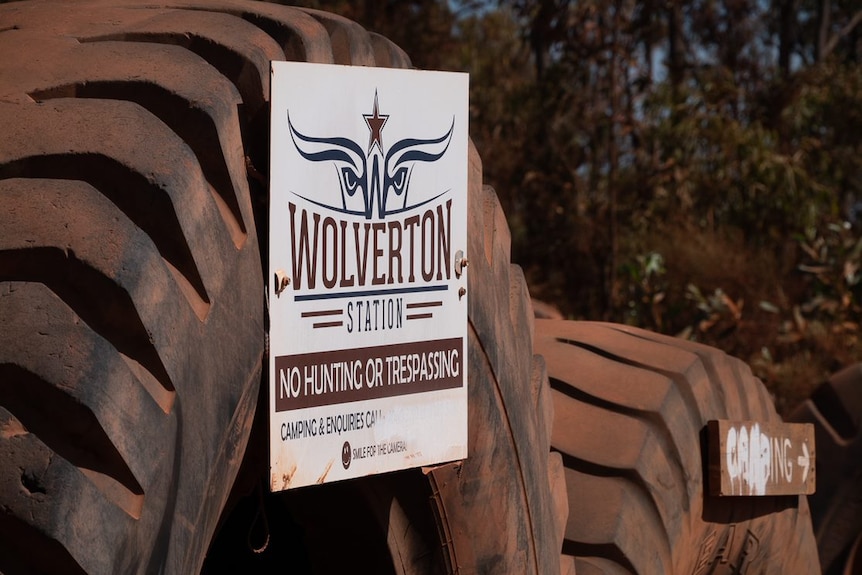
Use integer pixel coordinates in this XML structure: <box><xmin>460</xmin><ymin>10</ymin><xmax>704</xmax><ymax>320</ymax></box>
<box><xmin>289</xmin><ymin>0</ymin><xmax>862</xmax><ymax>414</ymax></box>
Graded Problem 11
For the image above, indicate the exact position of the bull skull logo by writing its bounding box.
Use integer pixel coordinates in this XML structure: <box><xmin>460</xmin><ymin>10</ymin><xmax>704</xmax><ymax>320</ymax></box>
<box><xmin>287</xmin><ymin>90</ymin><xmax>454</xmax><ymax>219</ymax></box>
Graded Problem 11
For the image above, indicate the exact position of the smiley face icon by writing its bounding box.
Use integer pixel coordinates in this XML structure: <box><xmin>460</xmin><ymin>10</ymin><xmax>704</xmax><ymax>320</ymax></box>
<box><xmin>342</xmin><ymin>441</ymin><xmax>351</xmax><ymax>469</ymax></box>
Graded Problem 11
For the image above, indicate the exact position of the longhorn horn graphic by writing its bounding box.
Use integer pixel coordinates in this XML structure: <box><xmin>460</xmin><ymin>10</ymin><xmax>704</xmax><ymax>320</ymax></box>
<box><xmin>287</xmin><ymin>112</ymin><xmax>371</xmax><ymax>217</ymax></box>
<box><xmin>383</xmin><ymin>118</ymin><xmax>455</xmax><ymax>215</ymax></box>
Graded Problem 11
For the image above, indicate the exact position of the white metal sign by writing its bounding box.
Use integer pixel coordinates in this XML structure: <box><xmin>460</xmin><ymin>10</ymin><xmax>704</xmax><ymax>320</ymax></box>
<box><xmin>268</xmin><ymin>62</ymin><xmax>469</xmax><ymax>490</ymax></box>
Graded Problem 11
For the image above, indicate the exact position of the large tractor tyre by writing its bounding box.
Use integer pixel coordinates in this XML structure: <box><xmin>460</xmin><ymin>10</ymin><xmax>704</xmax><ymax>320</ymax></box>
<box><xmin>0</xmin><ymin>1</ymin><xmax>280</xmax><ymax>573</ymax></box>
<box><xmin>535</xmin><ymin>320</ymin><xmax>821</xmax><ymax>575</ymax></box>
<box><xmin>790</xmin><ymin>364</ymin><xmax>862</xmax><ymax>575</ymax></box>
<box><xmin>207</xmin><ymin>175</ymin><xmax>567</xmax><ymax>575</ymax></box>
<box><xmin>418</xmin><ymin>169</ymin><xmax>567</xmax><ymax>575</ymax></box>
<box><xmin>0</xmin><ymin>2</ymin><xmax>566</xmax><ymax>574</ymax></box>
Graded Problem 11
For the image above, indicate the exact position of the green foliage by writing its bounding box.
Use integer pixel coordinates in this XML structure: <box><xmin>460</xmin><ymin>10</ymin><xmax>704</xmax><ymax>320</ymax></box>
<box><xmin>796</xmin><ymin>220</ymin><xmax>862</xmax><ymax>329</ymax></box>
<box><xmin>620</xmin><ymin>251</ymin><xmax>667</xmax><ymax>330</ymax></box>
<box><xmin>641</xmin><ymin>81</ymin><xmax>830</xmax><ymax>238</ymax></box>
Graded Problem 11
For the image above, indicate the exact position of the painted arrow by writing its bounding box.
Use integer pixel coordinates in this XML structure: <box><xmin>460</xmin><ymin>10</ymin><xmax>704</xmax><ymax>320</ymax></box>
<box><xmin>797</xmin><ymin>442</ymin><xmax>811</xmax><ymax>484</ymax></box>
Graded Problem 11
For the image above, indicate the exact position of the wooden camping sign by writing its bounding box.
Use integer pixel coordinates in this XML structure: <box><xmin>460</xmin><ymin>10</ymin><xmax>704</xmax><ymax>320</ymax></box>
<box><xmin>707</xmin><ymin>420</ymin><xmax>815</xmax><ymax>496</ymax></box>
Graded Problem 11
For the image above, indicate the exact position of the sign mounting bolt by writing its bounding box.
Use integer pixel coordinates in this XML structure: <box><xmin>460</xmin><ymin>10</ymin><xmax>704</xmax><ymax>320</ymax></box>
<box><xmin>454</xmin><ymin>250</ymin><xmax>469</xmax><ymax>278</ymax></box>
<box><xmin>458</xmin><ymin>287</ymin><xmax>467</xmax><ymax>299</ymax></box>
<box><xmin>274</xmin><ymin>270</ymin><xmax>289</xmax><ymax>297</ymax></box>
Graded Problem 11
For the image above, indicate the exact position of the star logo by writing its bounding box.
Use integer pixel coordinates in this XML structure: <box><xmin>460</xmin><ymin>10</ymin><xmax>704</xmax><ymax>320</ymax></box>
<box><xmin>363</xmin><ymin>90</ymin><xmax>389</xmax><ymax>155</ymax></box>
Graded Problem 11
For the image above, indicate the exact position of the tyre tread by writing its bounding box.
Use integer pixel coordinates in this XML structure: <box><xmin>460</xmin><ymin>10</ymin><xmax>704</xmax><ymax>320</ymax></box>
<box><xmin>537</xmin><ymin>320</ymin><xmax>821</xmax><ymax>574</ymax></box>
